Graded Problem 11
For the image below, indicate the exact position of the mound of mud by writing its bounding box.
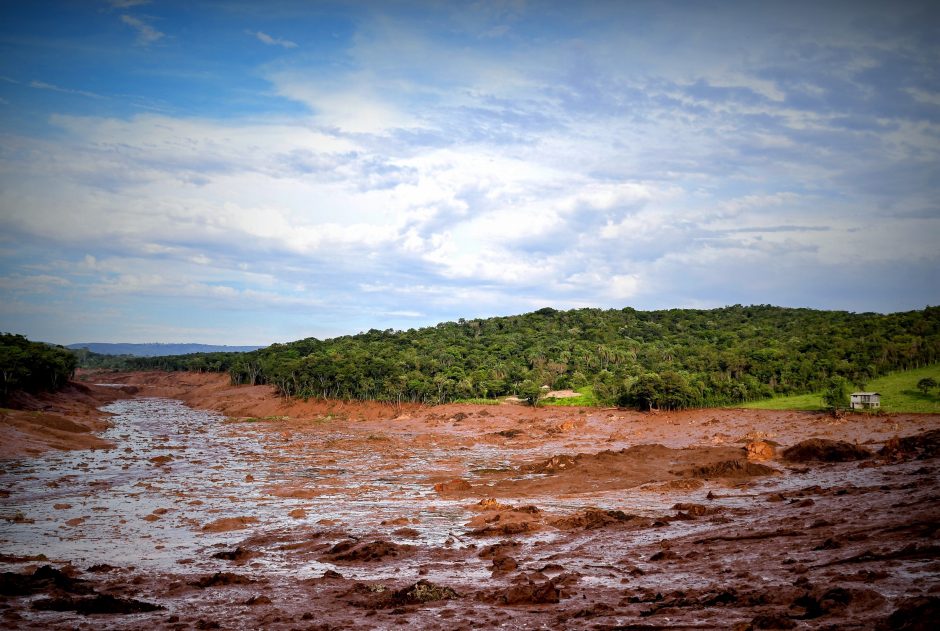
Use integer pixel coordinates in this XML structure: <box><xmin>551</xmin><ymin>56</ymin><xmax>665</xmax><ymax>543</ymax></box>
<box><xmin>550</xmin><ymin>508</ymin><xmax>641</xmax><ymax>530</ymax></box>
<box><xmin>876</xmin><ymin>596</ymin><xmax>940</xmax><ymax>630</ymax></box>
<box><xmin>0</xmin><ymin>565</ymin><xmax>91</xmax><ymax>596</ymax></box>
<box><xmin>782</xmin><ymin>439</ymin><xmax>873</xmax><ymax>463</ymax></box>
<box><xmin>326</xmin><ymin>540</ymin><xmax>405</xmax><ymax>562</ymax></box>
<box><xmin>683</xmin><ymin>459</ymin><xmax>777</xmax><ymax>479</ymax></box>
<box><xmin>491</xmin><ymin>578</ymin><xmax>561</xmax><ymax>605</ymax></box>
<box><xmin>468</xmin><ymin>507</ymin><xmax>543</xmax><ymax>536</ymax></box>
<box><xmin>190</xmin><ymin>572</ymin><xmax>255</xmax><ymax>589</ymax></box>
<box><xmin>520</xmin><ymin>454</ymin><xmax>578</xmax><ymax>473</ymax></box>
<box><xmin>880</xmin><ymin>430</ymin><xmax>940</xmax><ymax>461</ymax></box>
<box><xmin>32</xmin><ymin>594</ymin><xmax>163</xmax><ymax>615</ymax></box>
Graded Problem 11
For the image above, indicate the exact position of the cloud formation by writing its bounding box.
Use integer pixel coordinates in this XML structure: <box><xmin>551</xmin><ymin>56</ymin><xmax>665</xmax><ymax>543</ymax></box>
<box><xmin>0</xmin><ymin>1</ymin><xmax>937</xmax><ymax>344</ymax></box>
<box><xmin>120</xmin><ymin>14</ymin><xmax>164</xmax><ymax>45</ymax></box>
<box><xmin>254</xmin><ymin>30</ymin><xmax>297</xmax><ymax>49</ymax></box>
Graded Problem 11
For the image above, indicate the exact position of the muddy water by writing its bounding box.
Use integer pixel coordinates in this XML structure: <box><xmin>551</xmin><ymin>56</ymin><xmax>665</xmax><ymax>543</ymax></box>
<box><xmin>0</xmin><ymin>395</ymin><xmax>903</xmax><ymax>570</ymax></box>
<box><xmin>2</xmin><ymin>393</ymin><xmax>938</xmax><ymax>629</ymax></box>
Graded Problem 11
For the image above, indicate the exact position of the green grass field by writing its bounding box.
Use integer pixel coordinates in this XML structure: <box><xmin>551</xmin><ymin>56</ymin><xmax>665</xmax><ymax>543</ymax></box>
<box><xmin>739</xmin><ymin>364</ymin><xmax>940</xmax><ymax>413</ymax></box>
<box><xmin>542</xmin><ymin>385</ymin><xmax>599</xmax><ymax>407</ymax></box>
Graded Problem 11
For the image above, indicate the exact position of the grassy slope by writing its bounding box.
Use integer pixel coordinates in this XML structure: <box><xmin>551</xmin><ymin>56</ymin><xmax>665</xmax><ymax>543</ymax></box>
<box><xmin>739</xmin><ymin>365</ymin><xmax>940</xmax><ymax>413</ymax></box>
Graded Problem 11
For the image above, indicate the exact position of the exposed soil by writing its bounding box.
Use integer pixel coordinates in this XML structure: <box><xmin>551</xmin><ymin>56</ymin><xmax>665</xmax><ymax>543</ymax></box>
<box><xmin>0</xmin><ymin>382</ymin><xmax>135</xmax><ymax>458</ymax></box>
<box><xmin>1</xmin><ymin>370</ymin><xmax>938</xmax><ymax>629</ymax></box>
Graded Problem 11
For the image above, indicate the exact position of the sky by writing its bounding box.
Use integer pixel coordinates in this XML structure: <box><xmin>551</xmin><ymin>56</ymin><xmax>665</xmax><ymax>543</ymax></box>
<box><xmin>0</xmin><ymin>0</ymin><xmax>938</xmax><ymax>345</ymax></box>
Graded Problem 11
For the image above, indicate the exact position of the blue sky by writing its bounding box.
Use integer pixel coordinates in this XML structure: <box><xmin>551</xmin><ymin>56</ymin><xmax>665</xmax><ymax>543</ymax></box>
<box><xmin>0</xmin><ymin>0</ymin><xmax>937</xmax><ymax>345</ymax></box>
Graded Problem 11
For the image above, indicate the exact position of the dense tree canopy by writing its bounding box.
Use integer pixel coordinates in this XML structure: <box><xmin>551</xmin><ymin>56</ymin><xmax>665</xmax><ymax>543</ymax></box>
<box><xmin>0</xmin><ymin>333</ymin><xmax>77</xmax><ymax>402</ymax></box>
<box><xmin>78</xmin><ymin>305</ymin><xmax>940</xmax><ymax>410</ymax></box>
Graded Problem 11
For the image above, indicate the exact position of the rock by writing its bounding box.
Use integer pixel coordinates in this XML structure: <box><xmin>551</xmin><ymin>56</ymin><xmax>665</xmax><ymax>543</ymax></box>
<box><xmin>781</xmin><ymin>439</ymin><xmax>872</xmax><ymax>463</ymax></box>
<box><xmin>747</xmin><ymin>440</ymin><xmax>776</xmax><ymax>461</ymax></box>
<box><xmin>288</xmin><ymin>508</ymin><xmax>306</xmax><ymax>519</ymax></box>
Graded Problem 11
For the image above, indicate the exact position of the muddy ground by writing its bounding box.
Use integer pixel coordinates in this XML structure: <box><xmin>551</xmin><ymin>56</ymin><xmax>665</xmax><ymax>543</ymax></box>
<box><xmin>1</xmin><ymin>371</ymin><xmax>938</xmax><ymax>629</ymax></box>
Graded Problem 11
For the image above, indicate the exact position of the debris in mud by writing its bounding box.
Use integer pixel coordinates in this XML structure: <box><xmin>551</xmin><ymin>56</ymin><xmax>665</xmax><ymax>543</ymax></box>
<box><xmin>327</xmin><ymin>539</ymin><xmax>406</xmax><ymax>562</ymax></box>
<box><xmin>781</xmin><ymin>439</ymin><xmax>873</xmax><ymax>463</ymax></box>
<box><xmin>549</xmin><ymin>508</ymin><xmax>640</xmax><ymax>530</ymax></box>
<box><xmin>683</xmin><ymin>459</ymin><xmax>777</xmax><ymax>479</ymax></box>
<box><xmin>211</xmin><ymin>547</ymin><xmax>259</xmax><ymax>562</ymax></box>
<box><xmin>880</xmin><ymin>429</ymin><xmax>940</xmax><ymax>461</ymax></box>
<box><xmin>475</xmin><ymin>498</ymin><xmax>513</xmax><ymax>511</ymax></box>
<box><xmin>86</xmin><ymin>564</ymin><xmax>116</xmax><ymax>573</ymax></box>
<box><xmin>494</xmin><ymin>429</ymin><xmax>523</xmax><ymax>438</ymax></box>
<box><xmin>190</xmin><ymin>572</ymin><xmax>256</xmax><ymax>588</ymax></box>
<box><xmin>244</xmin><ymin>595</ymin><xmax>272</xmax><ymax>606</ymax></box>
<box><xmin>392</xmin><ymin>580</ymin><xmax>460</xmax><ymax>605</ymax></box>
<box><xmin>520</xmin><ymin>454</ymin><xmax>578</xmax><ymax>473</ymax></box>
<box><xmin>746</xmin><ymin>440</ymin><xmax>777</xmax><ymax>461</ymax></box>
<box><xmin>32</xmin><ymin>594</ymin><xmax>163</xmax><ymax>615</ymax></box>
<box><xmin>671</xmin><ymin>502</ymin><xmax>721</xmax><ymax>517</ymax></box>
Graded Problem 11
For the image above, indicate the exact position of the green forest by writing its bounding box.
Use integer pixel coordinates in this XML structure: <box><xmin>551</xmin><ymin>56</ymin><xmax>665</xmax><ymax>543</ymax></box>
<box><xmin>79</xmin><ymin>305</ymin><xmax>940</xmax><ymax>410</ymax></box>
<box><xmin>0</xmin><ymin>333</ymin><xmax>77</xmax><ymax>403</ymax></box>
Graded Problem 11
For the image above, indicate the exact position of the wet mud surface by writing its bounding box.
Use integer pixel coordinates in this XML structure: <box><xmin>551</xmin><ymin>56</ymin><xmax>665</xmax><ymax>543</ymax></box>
<box><xmin>1</xmin><ymin>372</ymin><xmax>938</xmax><ymax>629</ymax></box>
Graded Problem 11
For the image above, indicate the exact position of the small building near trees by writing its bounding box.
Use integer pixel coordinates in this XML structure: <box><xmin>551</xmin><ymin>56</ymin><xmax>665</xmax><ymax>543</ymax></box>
<box><xmin>850</xmin><ymin>392</ymin><xmax>881</xmax><ymax>410</ymax></box>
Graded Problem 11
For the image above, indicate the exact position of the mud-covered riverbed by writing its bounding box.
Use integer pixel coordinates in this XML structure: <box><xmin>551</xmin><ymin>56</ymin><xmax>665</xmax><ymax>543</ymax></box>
<box><xmin>1</xmin><ymin>374</ymin><xmax>938</xmax><ymax>629</ymax></box>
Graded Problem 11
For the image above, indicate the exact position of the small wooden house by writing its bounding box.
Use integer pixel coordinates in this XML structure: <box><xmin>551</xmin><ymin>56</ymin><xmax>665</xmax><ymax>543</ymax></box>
<box><xmin>850</xmin><ymin>392</ymin><xmax>881</xmax><ymax>410</ymax></box>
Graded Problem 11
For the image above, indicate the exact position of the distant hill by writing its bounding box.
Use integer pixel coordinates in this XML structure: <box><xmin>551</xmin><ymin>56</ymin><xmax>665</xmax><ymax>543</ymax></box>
<box><xmin>67</xmin><ymin>343</ymin><xmax>264</xmax><ymax>357</ymax></box>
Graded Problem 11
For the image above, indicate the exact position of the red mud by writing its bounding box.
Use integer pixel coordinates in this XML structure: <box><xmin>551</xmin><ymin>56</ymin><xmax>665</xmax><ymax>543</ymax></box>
<box><xmin>1</xmin><ymin>369</ymin><xmax>938</xmax><ymax>629</ymax></box>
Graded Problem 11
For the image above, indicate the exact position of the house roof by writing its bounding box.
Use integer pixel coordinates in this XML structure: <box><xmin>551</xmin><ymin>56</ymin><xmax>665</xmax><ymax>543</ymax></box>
<box><xmin>851</xmin><ymin>392</ymin><xmax>880</xmax><ymax>396</ymax></box>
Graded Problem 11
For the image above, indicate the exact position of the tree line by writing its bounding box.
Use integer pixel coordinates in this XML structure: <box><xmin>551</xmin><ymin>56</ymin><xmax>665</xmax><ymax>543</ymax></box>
<box><xmin>0</xmin><ymin>333</ymin><xmax>77</xmax><ymax>403</ymax></box>
<box><xmin>76</xmin><ymin>305</ymin><xmax>940</xmax><ymax>410</ymax></box>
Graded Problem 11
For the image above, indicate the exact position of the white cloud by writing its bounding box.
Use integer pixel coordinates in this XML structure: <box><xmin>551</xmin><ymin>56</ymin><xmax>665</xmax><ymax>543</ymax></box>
<box><xmin>29</xmin><ymin>80</ymin><xmax>104</xmax><ymax>99</ymax></box>
<box><xmin>253</xmin><ymin>31</ymin><xmax>298</xmax><ymax>49</ymax></box>
<box><xmin>120</xmin><ymin>14</ymin><xmax>164</xmax><ymax>45</ymax></box>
